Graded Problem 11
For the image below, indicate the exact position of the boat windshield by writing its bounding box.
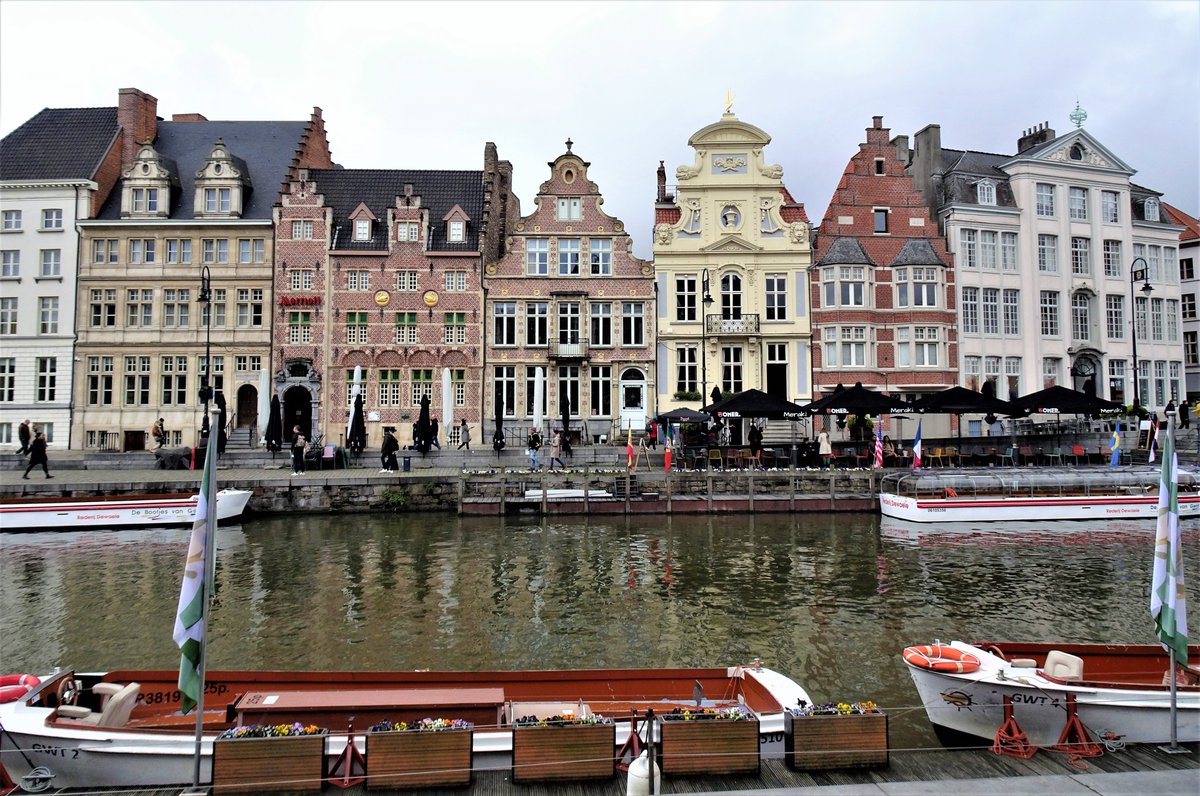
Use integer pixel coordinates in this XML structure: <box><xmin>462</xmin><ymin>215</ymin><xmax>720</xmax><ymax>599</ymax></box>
<box><xmin>880</xmin><ymin>467</ymin><xmax>1200</xmax><ymax>500</ymax></box>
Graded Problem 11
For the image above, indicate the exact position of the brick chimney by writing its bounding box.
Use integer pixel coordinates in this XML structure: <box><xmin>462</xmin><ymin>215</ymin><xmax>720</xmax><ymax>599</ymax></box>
<box><xmin>1016</xmin><ymin>122</ymin><xmax>1056</xmax><ymax>154</ymax></box>
<box><xmin>117</xmin><ymin>88</ymin><xmax>158</xmax><ymax>166</ymax></box>
<box><xmin>656</xmin><ymin>161</ymin><xmax>667</xmax><ymax>203</ymax></box>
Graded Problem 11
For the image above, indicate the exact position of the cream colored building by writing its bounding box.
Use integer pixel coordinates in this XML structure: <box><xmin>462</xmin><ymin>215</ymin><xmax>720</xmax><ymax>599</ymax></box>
<box><xmin>653</xmin><ymin>110</ymin><xmax>814</xmax><ymax>431</ymax></box>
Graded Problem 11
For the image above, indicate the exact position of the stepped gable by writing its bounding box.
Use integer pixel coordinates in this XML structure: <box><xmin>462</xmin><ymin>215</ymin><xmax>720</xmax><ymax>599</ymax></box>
<box><xmin>96</xmin><ymin>119</ymin><xmax>308</xmax><ymax>220</ymax></box>
<box><xmin>309</xmin><ymin>168</ymin><xmax>485</xmax><ymax>252</ymax></box>
<box><xmin>0</xmin><ymin>106</ymin><xmax>120</xmax><ymax>181</ymax></box>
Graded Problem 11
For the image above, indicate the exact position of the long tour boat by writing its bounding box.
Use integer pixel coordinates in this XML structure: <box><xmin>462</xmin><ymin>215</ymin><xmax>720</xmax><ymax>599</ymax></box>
<box><xmin>0</xmin><ymin>663</ymin><xmax>810</xmax><ymax>790</ymax></box>
<box><xmin>879</xmin><ymin>467</ymin><xmax>1200</xmax><ymax>523</ymax></box>
<box><xmin>0</xmin><ymin>489</ymin><xmax>252</xmax><ymax>531</ymax></box>
<box><xmin>903</xmin><ymin>640</ymin><xmax>1200</xmax><ymax>747</ymax></box>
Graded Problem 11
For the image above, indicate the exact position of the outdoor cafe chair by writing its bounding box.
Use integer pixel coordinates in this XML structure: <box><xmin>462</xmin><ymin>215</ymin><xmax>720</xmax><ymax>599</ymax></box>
<box><xmin>1070</xmin><ymin>444</ymin><xmax>1087</xmax><ymax>465</ymax></box>
<box><xmin>999</xmin><ymin>447</ymin><xmax>1016</xmax><ymax>466</ymax></box>
<box><xmin>927</xmin><ymin>447</ymin><xmax>945</xmax><ymax>467</ymax></box>
<box><xmin>726</xmin><ymin>448</ymin><xmax>744</xmax><ymax>469</ymax></box>
<box><xmin>707</xmin><ymin>448</ymin><xmax>725</xmax><ymax>470</ymax></box>
<box><xmin>1018</xmin><ymin>445</ymin><xmax>1036</xmax><ymax>465</ymax></box>
<box><xmin>1045</xmin><ymin>447</ymin><xmax>1064</xmax><ymax>466</ymax></box>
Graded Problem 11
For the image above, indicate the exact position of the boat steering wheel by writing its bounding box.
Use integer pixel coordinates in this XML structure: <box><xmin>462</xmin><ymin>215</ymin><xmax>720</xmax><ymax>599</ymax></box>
<box><xmin>56</xmin><ymin>676</ymin><xmax>78</xmax><ymax>707</ymax></box>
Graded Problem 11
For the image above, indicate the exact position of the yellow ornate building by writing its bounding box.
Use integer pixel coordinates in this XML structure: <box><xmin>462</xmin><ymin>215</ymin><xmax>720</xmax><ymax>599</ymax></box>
<box><xmin>653</xmin><ymin>110</ymin><xmax>814</xmax><ymax>437</ymax></box>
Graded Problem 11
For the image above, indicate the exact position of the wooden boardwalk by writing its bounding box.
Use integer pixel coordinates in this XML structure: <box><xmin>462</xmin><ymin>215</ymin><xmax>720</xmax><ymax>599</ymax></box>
<box><xmin>32</xmin><ymin>742</ymin><xmax>1199</xmax><ymax>794</ymax></box>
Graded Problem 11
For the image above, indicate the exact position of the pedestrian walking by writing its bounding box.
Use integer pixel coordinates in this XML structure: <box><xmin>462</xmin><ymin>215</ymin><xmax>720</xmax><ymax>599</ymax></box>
<box><xmin>153</xmin><ymin>418</ymin><xmax>166</xmax><ymax>448</ymax></box>
<box><xmin>548</xmin><ymin>430</ymin><xmax>565</xmax><ymax>471</ymax></box>
<box><xmin>291</xmin><ymin>425</ymin><xmax>307</xmax><ymax>476</ymax></box>
<box><xmin>15</xmin><ymin>419</ymin><xmax>31</xmax><ymax>455</ymax></box>
<box><xmin>1180</xmin><ymin>401</ymin><xmax>1191</xmax><ymax>430</ymax></box>
<box><xmin>22</xmin><ymin>431</ymin><xmax>52</xmax><ymax>479</ymax></box>
<box><xmin>431</xmin><ymin>417</ymin><xmax>441</xmax><ymax>450</ymax></box>
<box><xmin>527</xmin><ymin>427</ymin><xmax>543</xmax><ymax>471</ymax></box>
<box><xmin>645</xmin><ymin>420</ymin><xmax>658</xmax><ymax>450</ymax></box>
<box><xmin>457</xmin><ymin>418</ymin><xmax>471</xmax><ymax>450</ymax></box>
<box><xmin>817</xmin><ymin>429</ymin><xmax>832</xmax><ymax>469</ymax></box>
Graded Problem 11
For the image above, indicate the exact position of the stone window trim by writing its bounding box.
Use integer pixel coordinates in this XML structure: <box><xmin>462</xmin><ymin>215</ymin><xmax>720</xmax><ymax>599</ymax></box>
<box><xmin>442</xmin><ymin>204</ymin><xmax>470</xmax><ymax>243</ymax></box>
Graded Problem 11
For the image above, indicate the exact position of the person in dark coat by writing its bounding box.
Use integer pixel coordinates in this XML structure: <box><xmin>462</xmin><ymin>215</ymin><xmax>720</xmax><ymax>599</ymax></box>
<box><xmin>380</xmin><ymin>428</ymin><xmax>400</xmax><ymax>472</ymax></box>
<box><xmin>1180</xmin><ymin>401</ymin><xmax>1191</xmax><ymax>430</ymax></box>
<box><xmin>430</xmin><ymin>417</ymin><xmax>441</xmax><ymax>450</ymax></box>
<box><xmin>22</xmin><ymin>431</ymin><xmax>51</xmax><ymax>479</ymax></box>
<box><xmin>291</xmin><ymin>425</ymin><xmax>307</xmax><ymax>476</ymax></box>
<box><xmin>457</xmin><ymin>419</ymin><xmax>470</xmax><ymax>450</ymax></box>
<box><xmin>748</xmin><ymin>423</ymin><xmax>764</xmax><ymax>465</ymax></box>
<box><xmin>16</xmin><ymin>419</ymin><xmax>31</xmax><ymax>455</ymax></box>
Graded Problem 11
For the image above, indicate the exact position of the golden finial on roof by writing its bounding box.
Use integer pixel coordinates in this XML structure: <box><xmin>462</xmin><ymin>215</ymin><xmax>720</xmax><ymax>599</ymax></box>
<box><xmin>724</xmin><ymin>89</ymin><xmax>734</xmax><ymax>114</ymax></box>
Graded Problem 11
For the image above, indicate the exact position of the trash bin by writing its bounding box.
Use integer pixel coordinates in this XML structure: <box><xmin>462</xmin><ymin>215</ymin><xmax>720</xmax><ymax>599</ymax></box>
<box><xmin>402</xmin><ymin>455</ymin><xmax>411</xmax><ymax>472</ymax></box>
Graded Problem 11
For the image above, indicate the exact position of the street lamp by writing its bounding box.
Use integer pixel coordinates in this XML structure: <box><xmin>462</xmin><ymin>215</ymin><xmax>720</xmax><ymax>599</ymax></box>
<box><xmin>198</xmin><ymin>265</ymin><xmax>214</xmax><ymax>438</ymax></box>
<box><xmin>1129</xmin><ymin>256</ymin><xmax>1153</xmax><ymax>410</ymax></box>
<box><xmin>700</xmin><ymin>269</ymin><xmax>714</xmax><ymax>401</ymax></box>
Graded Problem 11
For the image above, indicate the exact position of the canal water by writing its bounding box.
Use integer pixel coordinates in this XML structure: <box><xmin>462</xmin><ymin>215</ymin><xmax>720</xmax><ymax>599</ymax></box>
<box><xmin>3</xmin><ymin>513</ymin><xmax>1198</xmax><ymax>752</ymax></box>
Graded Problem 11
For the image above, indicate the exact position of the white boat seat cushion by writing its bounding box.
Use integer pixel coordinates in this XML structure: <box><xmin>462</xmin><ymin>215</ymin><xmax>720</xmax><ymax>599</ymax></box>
<box><xmin>1043</xmin><ymin>650</ymin><xmax>1084</xmax><ymax>681</ymax></box>
<box><xmin>58</xmin><ymin>682</ymin><xmax>140</xmax><ymax>727</ymax></box>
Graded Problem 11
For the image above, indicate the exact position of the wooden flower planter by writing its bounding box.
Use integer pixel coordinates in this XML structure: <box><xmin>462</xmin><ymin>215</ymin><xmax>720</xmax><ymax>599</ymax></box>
<box><xmin>365</xmin><ymin>727</ymin><xmax>473</xmax><ymax>790</ymax></box>
<box><xmin>212</xmin><ymin>732</ymin><xmax>327</xmax><ymax>794</ymax></box>
<box><xmin>659</xmin><ymin>718</ymin><xmax>760</xmax><ymax>775</ymax></box>
<box><xmin>511</xmin><ymin>723</ymin><xmax>616</xmax><ymax>782</ymax></box>
<box><xmin>784</xmin><ymin>710</ymin><xmax>888</xmax><ymax>770</ymax></box>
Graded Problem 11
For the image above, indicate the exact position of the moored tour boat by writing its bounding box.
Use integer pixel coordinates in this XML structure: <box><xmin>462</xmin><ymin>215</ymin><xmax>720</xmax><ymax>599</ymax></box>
<box><xmin>0</xmin><ymin>663</ymin><xmax>809</xmax><ymax>790</ymax></box>
<box><xmin>880</xmin><ymin>468</ymin><xmax>1200</xmax><ymax>523</ymax></box>
<box><xmin>0</xmin><ymin>489</ymin><xmax>252</xmax><ymax>531</ymax></box>
<box><xmin>903</xmin><ymin>640</ymin><xmax>1200</xmax><ymax>747</ymax></box>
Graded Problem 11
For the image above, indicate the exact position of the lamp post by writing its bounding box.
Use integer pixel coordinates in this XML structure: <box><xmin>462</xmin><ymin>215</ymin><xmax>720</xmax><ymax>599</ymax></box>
<box><xmin>700</xmin><ymin>269</ymin><xmax>714</xmax><ymax>402</ymax></box>
<box><xmin>1129</xmin><ymin>256</ymin><xmax>1152</xmax><ymax>410</ymax></box>
<box><xmin>198</xmin><ymin>265</ymin><xmax>214</xmax><ymax>438</ymax></box>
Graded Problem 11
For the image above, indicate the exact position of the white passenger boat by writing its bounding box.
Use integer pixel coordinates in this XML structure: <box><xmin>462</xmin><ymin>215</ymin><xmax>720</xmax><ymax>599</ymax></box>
<box><xmin>879</xmin><ymin>468</ymin><xmax>1200</xmax><ymax>523</ymax></box>
<box><xmin>0</xmin><ymin>489</ymin><xmax>252</xmax><ymax>531</ymax></box>
<box><xmin>0</xmin><ymin>663</ymin><xmax>808</xmax><ymax>790</ymax></box>
<box><xmin>903</xmin><ymin>640</ymin><xmax>1200</xmax><ymax>747</ymax></box>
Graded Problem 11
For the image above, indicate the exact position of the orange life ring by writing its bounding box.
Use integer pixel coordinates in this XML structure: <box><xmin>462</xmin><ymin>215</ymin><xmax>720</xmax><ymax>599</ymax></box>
<box><xmin>0</xmin><ymin>674</ymin><xmax>40</xmax><ymax>703</ymax></box>
<box><xmin>903</xmin><ymin>644</ymin><xmax>982</xmax><ymax>674</ymax></box>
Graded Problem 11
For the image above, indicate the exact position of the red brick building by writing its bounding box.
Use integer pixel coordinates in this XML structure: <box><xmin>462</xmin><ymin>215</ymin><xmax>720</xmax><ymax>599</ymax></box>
<box><xmin>273</xmin><ymin>145</ymin><xmax>510</xmax><ymax>448</ymax></box>
<box><xmin>812</xmin><ymin>116</ymin><xmax>957</xmax><ymax>407</ymax></box>
<box><xmin>483</xmin><ymin>141</ymin><xmax>654</xmax><ymax>446</ymax></box>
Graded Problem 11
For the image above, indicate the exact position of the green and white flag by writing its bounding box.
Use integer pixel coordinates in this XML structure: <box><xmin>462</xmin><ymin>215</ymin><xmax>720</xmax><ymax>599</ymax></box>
<box><xmin>1151</xmin><ymin>420</ymin><xmax>1189</xmax><ymax>667</ymax></box>
<box><xmin>173</xmin><ymin>426</ymin><xmax>219</xmax><ymax>713</ymax></box>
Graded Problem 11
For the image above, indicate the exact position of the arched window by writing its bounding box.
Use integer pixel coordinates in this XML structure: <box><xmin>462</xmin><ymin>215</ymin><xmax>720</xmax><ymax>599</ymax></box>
<box><xmin>1070</xmin><ymin>143</ymin><xmax>1085</xmax><ymax>161</ymax></box>
<box><xmin>976</xmin><ymin>180</ymin><xmax>996</xmax><ymax>206</ymax></box>
<box><xmin>1144</xmin><ymin>197</ymin><xmax>1160</xmax><ymax>222</ymax></box>
<box><xmin>721</xmin><ymin>273</ymin><xmax>742</xmax><ymax>319</ymax></box>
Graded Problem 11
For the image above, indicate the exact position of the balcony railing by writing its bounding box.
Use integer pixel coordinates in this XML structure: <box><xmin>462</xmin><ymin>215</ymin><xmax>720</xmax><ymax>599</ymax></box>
<box><xmin>550</xmin><ymin>338</ymin><xmax>589</xmax><ymax>359</ymax></box>
<box><xmin>705</xmin><ymin>314</ymin><xmax>759</xmax><ymax>335</ymax></box>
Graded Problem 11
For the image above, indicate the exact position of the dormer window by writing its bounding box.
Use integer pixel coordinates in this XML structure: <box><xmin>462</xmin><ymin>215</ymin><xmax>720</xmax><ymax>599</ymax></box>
<box><xmin>1145</xmin><ymin>197</ymin><xmax>1160</xmax><ymax>222</ymax></box>
<box><xmin>193</xmin><ymin>138</ymin><xmax>249</xmax><ymax>218</ymax></box>
<box><xmin>976</xmin><ymin>180</ymin><xmax>996</xmax><ymax>206</ymax></box>
<box><xmin>121</xmin><ymin>143</ymin><xmax>177</xmax><ymax>219</ymax></box>
<box><xmin>442</xmin><ymin>205</ymin><xmax>470</xmax><ymax>244</ymax></box>
<box><xmin>348</xmin><ymin>203</ymin><xmax>377</xmax><ymax>243</ymax></box>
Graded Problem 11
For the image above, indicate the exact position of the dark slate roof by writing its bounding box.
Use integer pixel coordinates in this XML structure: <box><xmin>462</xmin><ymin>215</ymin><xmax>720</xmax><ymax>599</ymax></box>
<box><xmin>96</xmin><ymin>120</ymin><xmax>308</xmax><ymax>220</ymax></box>
<box><xmin>938</xmin><ymin>148</ymin><xmax>1017</xmax><ymax>208</ymax></box>
<box><xmin>815</xmin><ymin>237</ymin><xmax>875</xmax><ymax>266</ymax></box>
<box><xmin>889</xmin><ymin>239</ymin><xmax>946</xmax><ymax>267</ymax></box>
<box><xmin>0</xmin><ymin>107</ymin><xmax>119</xmax><ymax>181</ymax></box>
<box><xmin>309</xmin><ymin>168</ymin><xmax>485</xmax><ymax>252</ymax></box>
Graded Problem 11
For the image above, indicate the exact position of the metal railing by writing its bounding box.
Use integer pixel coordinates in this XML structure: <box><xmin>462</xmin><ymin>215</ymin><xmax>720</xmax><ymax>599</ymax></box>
<box><xmin>705</xmin><ymin>314</ymin><xmax>759</xmax><ymax>335</ymax></box>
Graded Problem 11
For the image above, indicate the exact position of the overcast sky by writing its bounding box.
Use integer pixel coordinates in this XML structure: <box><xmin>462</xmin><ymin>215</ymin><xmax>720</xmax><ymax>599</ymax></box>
<box><xmin>3</xmin><ymin>1</ymin><xmax>1196</xmax><ymax>258</ymax></box>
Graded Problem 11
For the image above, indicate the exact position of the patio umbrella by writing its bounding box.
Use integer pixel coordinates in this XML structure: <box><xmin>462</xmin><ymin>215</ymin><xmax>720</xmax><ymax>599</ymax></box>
<box><xmin>803</xmin><ymin>382</ymin><xmax>915</xmax><ymax>417</ymax></box>
<box><xmin>911</xmin><ymin>386</ymin><xmax>1022</xmax><ymax>438</ymax></box>
<box><xmin>257</xmin><ymin>369</ymin><xmax>270</xmax><ymax>446</ymax></box>
<box><xmin>346</xmin><ymin>366</ymin><xmax>362</xmax><ymax>444</ymax></box>
<box><xmin>347</xmin><ymin>393</ymin><xmax>366</xmax><ymax>456</ymax></box>
<box><xmin>442</xmin><ymin>368</ymin><xmax>454</xmax><ymax>438</ymax></box>
<box><xmin>659</xmin><ymin>407</ymin><xmax>710</xmax><ymax>423</ymax></box>
<box><xmin>560</xmin><ymin>393</ymin><xmax>572</xmax><ymax>457</ymax></box>
<box><xmin>493</xmin><ymin>395</ymin><xmax>506</xmax><ymax>455</ymax></box>
<box><xmin>1010</xmin><ymin>384</ymin><xmax>1123</xmax><ymax>417</ymax></box>
<box><xmin>704</xmin><ymin>388</ymin><xmax>807</xmax><ymax>421</ymax></box>
<box><xmin>215</xmin><ymin>391</ymin><xmax>228</xmax><ymax>457</ymax></box>
<box><xmin>416</xmin><ymin>394</ymin><xmax>431</xmax><ymax>456</ymax></box>
<box><xmin>265</xmin><ymin>395</ymin><xmax>283</xmax><ymax>457</ymax></box>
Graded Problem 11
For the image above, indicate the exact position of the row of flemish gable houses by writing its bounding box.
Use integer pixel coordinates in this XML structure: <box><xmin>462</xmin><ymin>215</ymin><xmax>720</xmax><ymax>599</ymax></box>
<box><xmin>0</xmin><ymin>87</ymin><xmax>1190</xmax><ymax>451</ymax></box>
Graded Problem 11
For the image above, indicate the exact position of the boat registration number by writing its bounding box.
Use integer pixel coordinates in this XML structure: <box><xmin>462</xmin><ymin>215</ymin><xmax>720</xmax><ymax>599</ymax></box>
<box><xmin>137</xmin><ymin>681</ymin><xmax>229</xmax><ymax>706</ymax></box>
<box><xmin>31</xmin><ymin>743</ymin><xmax>80</xmax><ymax>758</ymax></box>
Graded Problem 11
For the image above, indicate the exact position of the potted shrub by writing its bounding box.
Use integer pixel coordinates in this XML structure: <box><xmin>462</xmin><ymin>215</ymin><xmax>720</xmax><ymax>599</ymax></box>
<box><xmin>658</xmin><ymin>706</ymin><xmax>759</xmax><ymax>775</ymax></box>
<box><xmin>212</xmin><ymin>722</ymin><xmax>327</xmax><ymax>794</ymax></box>
<box><xmin>511</xmin><ymin>712</ymin><xmax>615</xmax><ymax>782</ymax></box>
<box><xmin>784</xmin><ymin>700</ymin><xmax>888</xmax><ymax>771</ymax></box>
<box><xmin>365</xmin><ymin>718</ymin><xmax>473</xmax><ymax>790</ymax></box>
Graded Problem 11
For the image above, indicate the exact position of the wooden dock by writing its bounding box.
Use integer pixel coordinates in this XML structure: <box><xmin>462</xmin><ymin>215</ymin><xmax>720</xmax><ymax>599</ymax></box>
<box><xmin>32</xmin><ymin>742</ymin><xmax>1199</xmax><ymax>795</ymax></box>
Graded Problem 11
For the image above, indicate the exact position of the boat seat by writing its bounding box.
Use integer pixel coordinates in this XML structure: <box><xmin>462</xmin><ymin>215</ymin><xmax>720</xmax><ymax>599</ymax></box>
<box><xmin>57</xmin><ymin>682</ymin><xmax>141</xmax><ymax>727</ymax></box>
<box><xmin>1042</xmin><ymin>650</ymin><xmax>1084</xmax><ymax>681</ymax></box>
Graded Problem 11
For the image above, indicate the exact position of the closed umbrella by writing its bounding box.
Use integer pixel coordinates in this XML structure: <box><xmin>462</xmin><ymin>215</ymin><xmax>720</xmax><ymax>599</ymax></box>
<box><xmin>533</xmin><ymin>367</ymin><xmax>545</xmax><ymax>431</ymax></box>
<box><xmin>493</xmin><ymin>395</ymin><xmax>506</xmax><ymax>456</ymax></box>
<box><xmin>347</xmin><ymin>393</ymin><xmax>366</xmax><ymax>457</ymax></box>
<box><xmin>346</xmin><ymin>366</ymin><xmax>362</xmax><ymax>444</ymax></box>
<box><xmin>560</xmin><ymin>394</ymin><xmax>572</xmax><ymax>457</ymax></box>
<box><xmin>257</xmin><ymin>369</ymin><xmax>270</xmax><ymax>447</ymax></box>
<box><xmin>416</xmin><ymin>394</ymin><xmax>431</xmax><ymax>456</ymax></box>
<box><xmin>215</xmin><ymin>391</ymin><xmax>228</xmax><ymax>457</ymax></box>
<box><xmin>265</xmin><ymin>395</ymin><xmax>283</xmax><ymax>458</ymax></box>
<box><xmin>442</xmin><ymin>368</ymin><xmax>454</xmax><ymax>439</ymax></box>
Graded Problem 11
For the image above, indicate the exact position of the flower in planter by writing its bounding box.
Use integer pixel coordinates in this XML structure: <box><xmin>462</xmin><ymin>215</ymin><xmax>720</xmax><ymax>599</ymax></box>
<box><xmin>788</xmin><ymin>699</ymin><xmax>878</xmax><ymax>716</ymax></box>
<box><xmin>369</xmin><ymin>717</ymin><xmax>472</xmax><ymax>732</ymax></box>
<box><xmin>217</xmin><ymin>721</ymin><xmax>325</xmax><ymax>739</ymax></box>
<box><xmin>660</xmin><ymin>706</ymin><xmax>748</xmax><ymax>721</ymax></box>
<box><xmin>512</xmin><ymin>713</ymin><xmax>614</xmax><ymax>727</ymax></box>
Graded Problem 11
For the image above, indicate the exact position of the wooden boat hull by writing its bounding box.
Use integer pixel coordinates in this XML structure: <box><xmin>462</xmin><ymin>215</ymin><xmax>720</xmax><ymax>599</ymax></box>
<box><xmin>0</xmin><ymin>488</ymin><xmax>251</xmax><ymax>531</ymax></box>
<box><xmin>0</xmin><ymin>664</ymin><xmax>809</xmax><ymax>790</ymax></box>
<box><xmin>904</xmin><ymin>640</ymin><xmax>1200</xmax><ymax>746</ymax></box>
